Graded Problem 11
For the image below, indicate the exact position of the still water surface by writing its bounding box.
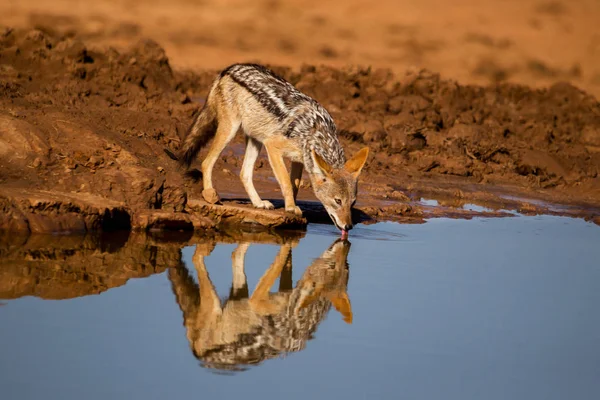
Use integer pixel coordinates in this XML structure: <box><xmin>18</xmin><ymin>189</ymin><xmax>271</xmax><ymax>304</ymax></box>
<box><xmin>1</xmin><ymin>215</ymin><xmax>599</xmax><ymax>400</ymax></box>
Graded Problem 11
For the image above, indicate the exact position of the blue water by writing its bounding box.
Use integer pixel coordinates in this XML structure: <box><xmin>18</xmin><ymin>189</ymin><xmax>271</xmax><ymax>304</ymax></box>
<box><xmin>1</xmin><ymin>215</ymin><xmax>599</xmax><ymax>400</ymax></box>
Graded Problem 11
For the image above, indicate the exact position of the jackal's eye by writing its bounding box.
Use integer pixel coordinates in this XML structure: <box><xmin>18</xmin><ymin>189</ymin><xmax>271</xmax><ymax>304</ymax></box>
<box><xmin>335</xmin><ymin>198</ymin><xmax>342</xmax><ymax>206</ymax></box>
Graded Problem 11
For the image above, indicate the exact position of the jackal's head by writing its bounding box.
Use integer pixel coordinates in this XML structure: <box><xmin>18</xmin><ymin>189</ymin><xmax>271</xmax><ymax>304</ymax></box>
<box><xmin>311</xmin><ymin>147</ymin><xmax>369</xmax><ymax>234</ymax></box>
<box><xmin>296</xmin><ymin>238</ymin><xmax>353</xmax><ymax>323</ymax></box>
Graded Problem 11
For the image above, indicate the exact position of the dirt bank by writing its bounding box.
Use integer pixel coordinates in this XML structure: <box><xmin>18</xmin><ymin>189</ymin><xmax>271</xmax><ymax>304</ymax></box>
<box><xmin>0</xmin><ymin>27</ymin><xmax>598</xmax><ymax>233</ymax></box>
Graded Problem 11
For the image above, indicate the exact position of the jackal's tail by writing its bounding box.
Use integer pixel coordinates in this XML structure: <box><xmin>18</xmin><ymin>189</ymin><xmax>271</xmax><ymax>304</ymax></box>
<box><xmin>177</xmin><ymin>101</ymin><xmax>218</xmax><ymax>168</ymax></box>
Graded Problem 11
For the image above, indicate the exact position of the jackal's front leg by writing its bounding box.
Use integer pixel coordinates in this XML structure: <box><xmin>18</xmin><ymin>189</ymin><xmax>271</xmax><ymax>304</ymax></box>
<box><xmin>240</xmin><ymin>137</ymin><xmax>274</xmax><ymax>210</ymax></box>
<box><xmin>264</xmin><ymin>142</ymin><xmax>302</xmax><ymax>216</ymax></box>
<box><xmin>250</xmin><ymin>243</ymin><xmax>293</xmax><ymax>314</ymax></box>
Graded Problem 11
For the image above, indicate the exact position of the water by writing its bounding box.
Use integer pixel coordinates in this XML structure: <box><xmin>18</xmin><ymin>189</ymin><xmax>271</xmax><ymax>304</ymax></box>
<box><xmin>1</xmin><ymin>215</ymin><xmax>599</xmax><ymax>400</ymax></box>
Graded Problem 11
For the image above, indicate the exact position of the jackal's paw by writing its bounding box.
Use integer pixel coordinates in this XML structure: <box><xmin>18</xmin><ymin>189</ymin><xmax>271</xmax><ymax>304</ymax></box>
<box><xmin>285</xmin><ymin>205</ymin><xmax>303</xmax><ymax>216</ymax></box>
<box><xmin>202</xmin><ymin>188</ymin><xmax>220</xmax><ymax>204</ymax></box>
<box><xmin>254</xmin><ymin>200</ymin><xmax>274</xmax><ymax>210</ymax></box>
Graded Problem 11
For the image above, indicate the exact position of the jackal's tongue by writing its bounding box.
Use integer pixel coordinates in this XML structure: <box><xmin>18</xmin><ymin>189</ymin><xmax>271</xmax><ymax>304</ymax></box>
<box><xmin>341</xmin><ymin>229</ymin><xmax>348</xmax><ymax>239</ymax></box>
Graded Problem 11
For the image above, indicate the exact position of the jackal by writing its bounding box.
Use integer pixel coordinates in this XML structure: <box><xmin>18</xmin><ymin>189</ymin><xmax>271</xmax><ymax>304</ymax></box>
<box><xmin>176</xmin><ymin>63</ymin><xmax>369</xmax><ymax>235</ymax></box>
<box><xmin>168</xmin><ymin>238</ymin><xmax>352</xmax><ymax>372</ymax></box>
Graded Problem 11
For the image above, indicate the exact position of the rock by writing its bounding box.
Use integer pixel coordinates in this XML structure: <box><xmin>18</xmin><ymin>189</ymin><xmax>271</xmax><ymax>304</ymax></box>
<box><xmin>0</xmin><ymin>189</ymin><xmax>310</xmax><ymax>234</ymax></box>
<box><xmin>186</xmin><ymin>199</ymin><xmax>307</xmax><ymax>230</ymax></box>
<box><xmin>516</xmin><ymin>149</ymin><xmax>567</xmax><ymax>178</ymax></box>
<box><xmin>0</xmin><ymin>115</ymin><xmax>50</xmax><ymax>167</ymax></box>
<box><xmin>388</xmin><ymin>190</ymin><xmax>410</xmax><ymax>201</ymax></box>
<box><xmin>0</xmin><ymin>188</ymin><xmax>130</xmax><ymax>233</ymax></box>
<box><xmin>160</xmin><ymin>184</ymin><xmax>187</xmax><ymax>212</ymax></box>
<box><xmin>132</xmin><ymin>210</ymin><xmax>214</xmax><ymax>232</ymax></box>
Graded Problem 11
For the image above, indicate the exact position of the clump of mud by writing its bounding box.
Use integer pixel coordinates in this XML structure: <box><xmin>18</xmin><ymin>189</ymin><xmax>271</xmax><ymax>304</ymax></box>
<box><xmin>0</xmin><ymin>27</ymin><xmax>598</xmax><ymax>232</ymax></box>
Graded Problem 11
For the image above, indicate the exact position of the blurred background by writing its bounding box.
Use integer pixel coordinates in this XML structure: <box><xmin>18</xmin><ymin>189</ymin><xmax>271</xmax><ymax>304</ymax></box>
<box><xmin>2</xmin><ymin>0</ymin><xmax>599</xmax><ymax>97</ymax></box>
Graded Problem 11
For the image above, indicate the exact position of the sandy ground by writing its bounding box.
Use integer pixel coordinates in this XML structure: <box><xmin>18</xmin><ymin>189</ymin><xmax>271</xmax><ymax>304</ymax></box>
<box><xmin>0</xmin><ymin>1</ymin><xmax>599</xmax><ymax>234</ymax></box>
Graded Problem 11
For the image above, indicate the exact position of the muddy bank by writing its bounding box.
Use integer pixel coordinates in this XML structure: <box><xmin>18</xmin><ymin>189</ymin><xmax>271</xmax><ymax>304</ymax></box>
<box><xmin>0</xmin><ymin>27</ymin><xmax>598</xmax><ymax>233</ymax></box>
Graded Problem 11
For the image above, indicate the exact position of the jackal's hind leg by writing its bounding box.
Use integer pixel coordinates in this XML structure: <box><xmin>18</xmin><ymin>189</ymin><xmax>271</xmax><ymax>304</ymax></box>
<box><xmin>264</xmin><ymin>142</ymin><xmax>302</xmax><ymax>216</ymax></box>
<box><xmin>201</xmin><ymin>118</ymin><xmax>240</xmax><ymax>204</ymax></box>
<box><xmin>240</xmin><ymin>137</ymin><xmax>274</xmax><ymax>210</ymax></box>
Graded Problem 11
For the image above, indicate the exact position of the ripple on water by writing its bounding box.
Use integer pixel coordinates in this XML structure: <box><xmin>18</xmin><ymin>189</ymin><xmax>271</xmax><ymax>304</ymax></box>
<box><xmin>308</xmin><ymin>223</ymin><xmax>409</xmax><ymax>241</ymax></box>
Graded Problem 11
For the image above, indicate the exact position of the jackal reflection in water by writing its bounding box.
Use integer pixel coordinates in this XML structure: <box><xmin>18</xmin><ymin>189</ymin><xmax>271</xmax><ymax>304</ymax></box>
<box><xmin>168</xmin><ymin>237</ymin><xmax>352</xmax><ymax>372</ymax></box>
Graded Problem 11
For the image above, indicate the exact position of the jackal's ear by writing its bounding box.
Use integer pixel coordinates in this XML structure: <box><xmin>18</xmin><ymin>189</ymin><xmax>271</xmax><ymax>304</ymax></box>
<box><xmin>344</xmin><ymin>147</ymin><xmax>369</xmax><ymax>178</ymax></box>
<box><xmin>312</xmin><ymin>149</ymin><xmax>333</xmax><ymax>177</ymax></box>
<box><xmin>298</xmin><ymin>292</ymin><xmax>319</xmax><ymax>311</ymax></box>
<box><xmin>330</xmin><ymin>291</ymin><xmax>353</xmax><ymax>324</ymax></box>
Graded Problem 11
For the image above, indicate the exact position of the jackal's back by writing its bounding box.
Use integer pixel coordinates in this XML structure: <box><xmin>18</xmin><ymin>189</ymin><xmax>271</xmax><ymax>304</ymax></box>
<box><xmin>220</xmin><ymin>64</ymin><xmax>308</xmax><ymax>121</ymax></box>
<box><xmin>220</xmin><ymin>64</ymin><xmax>345</xmax><ymax>168</ymax></box>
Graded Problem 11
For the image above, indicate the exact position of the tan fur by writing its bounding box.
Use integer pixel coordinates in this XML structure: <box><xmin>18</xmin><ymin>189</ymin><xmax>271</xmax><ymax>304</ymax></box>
<box><xmin>330</xmin><ymin>292</ymin><xmax>353</xmax><ymax>324</ymax></box>
<box><xmin>312</xmin><ymin>149</ymin><xmax>333</xmax><ymax>175</ymax></box>
<box><xmin>344</xmin><ymin>147</ymin><xmax>370</xmax><ymax>177</ymax></box>
<box><xmin>263</xmin><ymin>137</ymin><xmax>303</xmax><ymax>215</ymax></box>
<box><xmin>290</xmin><ymin>161</ymin><xmax>303</xmax><ymax>201</ymax></box>
<box><xmin>310</xmin><ymin>147</ymin><xmax>369</xmax><ymax>230</ymax></box>
<box><xmin>168</xmin><ymin>238</ymin><xmax>352</xmax><ymax>371</ymax></box>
